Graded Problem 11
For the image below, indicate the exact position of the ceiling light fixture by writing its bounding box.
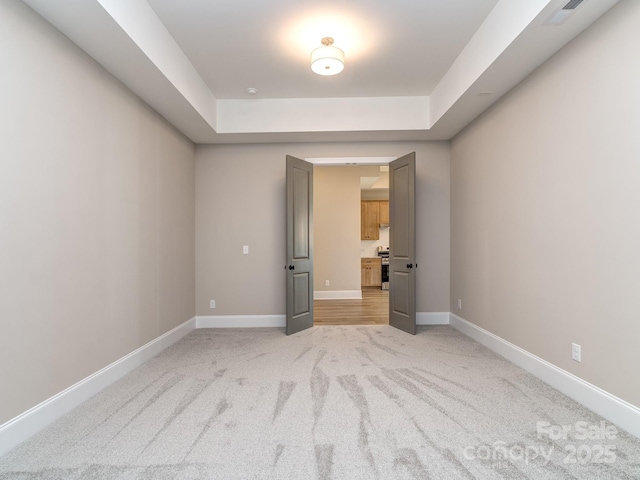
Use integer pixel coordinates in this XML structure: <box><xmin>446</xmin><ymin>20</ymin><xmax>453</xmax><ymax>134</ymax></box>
<box><xmin>311</xmin><ymin>37</ymin><xmax>344</xmax><ymax>76</ymax></box>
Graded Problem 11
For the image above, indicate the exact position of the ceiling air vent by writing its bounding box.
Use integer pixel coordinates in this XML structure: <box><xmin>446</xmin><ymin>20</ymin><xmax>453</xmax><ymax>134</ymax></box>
<box><xmin>562</xmin><ymin>0</ymin><xmax>585</xmax><ymax>10</ymax></box>
<box><xmin>545</xmin><ymin>0</ymin><xmax>586</xmax><ymax>26</ymax></box>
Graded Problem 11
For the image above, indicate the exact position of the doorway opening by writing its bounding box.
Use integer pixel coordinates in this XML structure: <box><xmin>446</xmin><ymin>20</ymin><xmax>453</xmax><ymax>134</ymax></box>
<box><xmin>311</xmin><ymin>162</ymin><xmax>390</xmax><ymax>325</ymax></box>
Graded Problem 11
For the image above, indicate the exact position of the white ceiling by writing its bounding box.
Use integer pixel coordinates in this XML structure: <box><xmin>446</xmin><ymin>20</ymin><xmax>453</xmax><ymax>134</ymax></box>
<box><xmin>22</xmin><ymin>0</ymin><xmax>619</xmax><ymax>144</ymax></box>
<box><xmin>144</xmin><ymin>0</ymin><xmax>499</xmax><ymax>99</ymax></box>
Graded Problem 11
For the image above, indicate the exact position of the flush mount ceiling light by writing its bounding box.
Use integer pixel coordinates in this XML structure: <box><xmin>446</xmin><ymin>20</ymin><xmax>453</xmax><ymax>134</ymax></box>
<box><xmin>311</xmin><ymin>37</ymin><xmax>344</xmax><ymax>76</ymax></box>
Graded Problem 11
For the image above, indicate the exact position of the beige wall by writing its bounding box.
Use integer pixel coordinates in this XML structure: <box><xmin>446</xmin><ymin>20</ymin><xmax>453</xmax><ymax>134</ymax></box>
<box><xmin>361</xmin><ymin>189</ymin><xmax>389</xmax><ymax>201</ymax></box>
<box><xmin>450</xmin><ymin>0</ymin><xmax>640</xmax><ymax>407</ymax></box>
<box><xmin>0</xmin><ymin>1</ymin><xmax>196</xmax><ymax>423</ymax></box>
<box><xmin>313</xmin><ymin>166</ymin><xmax>361</xmax><ymax>292</ymax></box>
<box><xmin>314</xmin><ymin>165</ymin><xmax>389</xmax><ymax>292</ymax></box>
<box><xmin>196</xmin><ymin>141</ymin><xmax>450</xmax><ymax>316</ymax></box>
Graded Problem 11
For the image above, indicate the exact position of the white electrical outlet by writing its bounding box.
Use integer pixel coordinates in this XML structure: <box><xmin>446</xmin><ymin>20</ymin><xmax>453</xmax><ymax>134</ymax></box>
<box><xmin>457</xmin><ymin>299</ymin><xmax>462</xmax><ymax>310</ymax></box>
<box><xmin>210</xmin><ymin>299</ymin><xmax>216</xmax><ymax>309</ymax></box>
<box><xmin>243</xmin><ymin>245</ymin><xmax>249</xmax><ymax>254</ymax></box>
<box><xmin>325</xmin><ymin>280</ymin><xmax>330</xmax><ymax>286</ymax></box>
<box><xmin>572</xmin><ymin>343</ymin><xmax>581</xmax><ymax>362</ymax></box>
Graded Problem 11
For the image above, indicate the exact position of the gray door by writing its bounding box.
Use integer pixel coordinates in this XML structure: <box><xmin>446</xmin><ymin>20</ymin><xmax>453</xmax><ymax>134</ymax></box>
<box><xmin>286</xmin><ymin>155</ymin><xmax>314</xmax><ymax>335</ymax></box>
<box><xmin>389</xmin><ymin>152</ymin><xmax>416</xmax><ymax>334</ymax></box>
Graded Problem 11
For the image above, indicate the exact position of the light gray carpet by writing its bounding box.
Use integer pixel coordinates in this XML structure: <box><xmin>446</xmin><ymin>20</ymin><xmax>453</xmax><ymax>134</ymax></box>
<box><xmin>0</xmin><ymin>326</ymin><xmax>638</xmax><ymax>479</ymax></box>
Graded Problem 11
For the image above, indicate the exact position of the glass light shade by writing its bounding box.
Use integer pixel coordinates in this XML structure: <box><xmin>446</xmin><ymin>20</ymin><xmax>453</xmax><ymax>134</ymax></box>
<box><xmin>311</xmin><ymin>45</ymin><xmax>345</xmax><ymax>76</ymax></box>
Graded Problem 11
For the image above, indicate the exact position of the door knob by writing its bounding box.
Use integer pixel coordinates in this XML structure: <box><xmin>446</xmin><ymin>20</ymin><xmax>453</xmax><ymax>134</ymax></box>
<box><xmin>406</xmin><ymin>263</ymin><xmax>413</xmax><ymax>269</ymax></box>
<box><xmin>288</xmin><ymin>265</ymin><xmax>295</xmax><ymax>270</ymax></box>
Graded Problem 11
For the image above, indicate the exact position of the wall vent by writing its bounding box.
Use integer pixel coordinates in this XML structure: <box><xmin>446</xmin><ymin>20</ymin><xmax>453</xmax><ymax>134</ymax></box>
<box><xmin>545</xmin><ymin>0</ymin><xmax>586</xmax><ymax>26</ymax></box>
<box><xmin>563</xmin><ymin>0</ymin><xmax>585</xmax><ymax>10</ymax></box>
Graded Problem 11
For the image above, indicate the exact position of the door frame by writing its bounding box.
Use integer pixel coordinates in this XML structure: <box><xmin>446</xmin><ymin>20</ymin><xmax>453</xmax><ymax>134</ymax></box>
<box><xmin>307</xmin><ymin>156</ymin><xmax>396</xmax><ymax>302</ymax></box>
<box><xmin>302</xmin><ymin>155</ymin><xmax>415</xmax><ymax>330</ymax></box>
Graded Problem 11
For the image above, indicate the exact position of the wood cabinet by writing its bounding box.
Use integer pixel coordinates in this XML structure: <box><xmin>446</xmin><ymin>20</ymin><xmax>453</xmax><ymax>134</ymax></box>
<box><xmin>361</xmin><ymin>258</ymin><xmax>382</xmax><ymax>287</ymax></box>
<box><xmin>361</xmin><ymin>200</ymin><xmax>389</xmax><ymax>239</ymax></box>
<box><xmin>379</xmin><ymin>200</ymin><xmax>389</xmax><ymax>225</ymax></box>
<box><xmin>361</xmin><ymin>201</ymin><xmax>380</xmax><ymax>240</ymax></box>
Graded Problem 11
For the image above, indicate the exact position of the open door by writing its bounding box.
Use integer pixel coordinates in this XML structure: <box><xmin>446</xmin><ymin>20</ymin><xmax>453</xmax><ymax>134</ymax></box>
<box><xmin>389</xmin><ymin>153</ymin><xmax>416</xmax><ymax>334</ymax></box>
<box><xmin>286</xmin><ymin>155</ymin><xmax>314</xmax><ymax>335</ymax></box>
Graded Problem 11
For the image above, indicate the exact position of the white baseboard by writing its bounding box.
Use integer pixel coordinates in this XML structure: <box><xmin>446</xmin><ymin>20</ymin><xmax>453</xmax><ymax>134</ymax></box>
<box><xmin>314</xmin><ymin>290</ymin><xmax>363</xmax><ymax>300</ymax></box>
<box><xmin>0</xmin><ymin>317</ymin><xmax>196</xmax><ymax>457</ymax></box>
<box><xmin>197</xmin><ymin>312</ymin><xmax>445</xmax><ymax>328</ymax></box>
<box><xmin>449</xmin><ymin>313</ymin><xmax>640</xmax><ymax>439</ymax></box>
<box><xmin>416</xmin><ymin>312</ymin><xmax>450</xmax><ymax>325</ymax></box>
<box><xmin>197</xmin><ymin>315</ymin><xmax>286</xmax><ymax>328</ymax></box>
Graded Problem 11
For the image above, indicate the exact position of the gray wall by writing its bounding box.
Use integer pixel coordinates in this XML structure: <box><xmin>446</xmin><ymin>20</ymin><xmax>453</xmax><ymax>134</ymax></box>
<box><xmin>196</xmin><ymin>142</ymin><xmax>450</xmax><ymax>316</ymax></box>
<box><xmin>450</xmin><ymin>0</ymin><xmax>640</xmax><ymax>407</ymax></box>
<box><xmin>0</xmin><ymin>1</ymin><xmax>196</xmax><ymax>423</ymax></box>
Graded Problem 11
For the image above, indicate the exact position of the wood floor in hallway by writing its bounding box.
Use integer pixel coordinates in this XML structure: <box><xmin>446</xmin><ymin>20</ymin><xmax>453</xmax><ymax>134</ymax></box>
<box><xmin>314</xmin><ymin>286</ymin><xmax>389</xmax><ymax>325</ymax></box>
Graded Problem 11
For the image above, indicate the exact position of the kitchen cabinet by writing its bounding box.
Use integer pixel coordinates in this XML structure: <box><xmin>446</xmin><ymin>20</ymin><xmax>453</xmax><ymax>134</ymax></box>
<box><xmin>379</xmin><ymin>200</ymin><xmax>389</xmax><ymax>225</ymax></box>
<box><xmin>361</xmin><ymin>258</ymin><xmax>382</xmax><ymax>287</ymax></box>
<box><xmin>361</xmin><ymin>201</ymin><xmax>380</xmax><ymax>240</ymax></box>
<box><xmin>361</xmin><ymin>200</ymin><xmax>389</xmax><ymax>239</ymax></box>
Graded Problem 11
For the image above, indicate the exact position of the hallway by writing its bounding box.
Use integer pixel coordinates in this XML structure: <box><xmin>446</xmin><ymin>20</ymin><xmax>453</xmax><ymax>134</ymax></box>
<box><xmin>314</xmin><ymin>287</ymin><xmax>388</xmax><ymax>325</ymax></box>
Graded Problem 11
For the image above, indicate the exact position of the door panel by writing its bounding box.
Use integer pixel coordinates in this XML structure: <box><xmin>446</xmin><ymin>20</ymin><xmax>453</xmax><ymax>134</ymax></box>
<box><xmin>293</xmin><ymin>168</ymin><xmax>310</xmax><ymax>259</ymax></box>
<box><xmin>286</xmin><ymin>155</ymin><xmax>314</xmax><ymax>335</ymax></box>
<box><xmin>293</xmin><ymin>272</ymin><xmax>310</xmax><ymax>317</ymax></box>
<box><xmin>392</xmin><ymin>271</ymin><xmax>410</xmax><ymax>315</ymax></box>
<box><xmin>389</xmin><ymin>152</ymin><xmax>416</xmax><ymax>334</ymax></box>
<box><xmin>393</xmin><ymin>166</ymin><xmax>410</xmax><ymax>257</ymax></box>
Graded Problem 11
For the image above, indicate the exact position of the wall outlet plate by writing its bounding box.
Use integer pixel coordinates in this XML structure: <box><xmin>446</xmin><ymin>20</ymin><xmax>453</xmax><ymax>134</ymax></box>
<box><xmin>210</xmin><ymin>300</ymin><xmax>216</xmax><ymax>309</ymax></box>
<box><xmin>457</xmin><ymin>299</ymin><xmax>462</xmax><ymax>310</ymax></box>
<box><xmin>572</xmin><ymin>343</ymin><xmax>581</xmax><ymax>362</ymax></box>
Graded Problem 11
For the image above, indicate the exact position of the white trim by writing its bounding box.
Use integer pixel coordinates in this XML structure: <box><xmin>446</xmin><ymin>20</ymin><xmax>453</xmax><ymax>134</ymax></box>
<box><xmin>416</xmin><ymin>312</ymin><xmax>450</xmax><ymax>325</ymax></box>
<box><xmin>197</xmin><ymin>315</ymin><xmax>286</xmax><ymax>328</ymax></box>
<box><xmin>314</xmin><ymin>290</ymin><xmax>363</xmax><ymax>300</ymax></box>
<box><xmin>449</xmin><ymin>313</ymin><xmax>640</xmax><ymax>439</ymax></box>
<box><xmin>198</xmin><ymin>312</ymin><xmax>448</xmax><ymax>328</ymax></box>
<box><xmin>305</xmin><ymin>156</ymin><xmax>396</xmax><ymax>165</ymax></box>
<box><xmin>0</xmin><ymin>317</ymin><xmax>196</xmax><ymax>457</ymax></box>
